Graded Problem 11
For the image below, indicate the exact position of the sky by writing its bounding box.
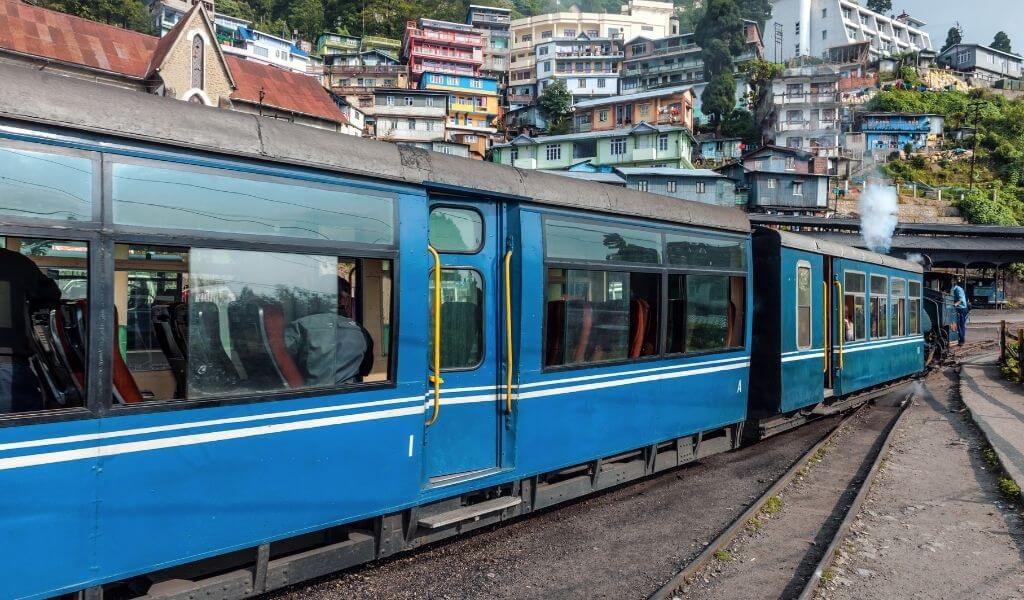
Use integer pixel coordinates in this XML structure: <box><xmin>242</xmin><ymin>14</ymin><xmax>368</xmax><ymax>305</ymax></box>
<box><xmin>889</xmin><ymin>0</ymin><xmax>1023</xmax><ymax>51</ymax></box>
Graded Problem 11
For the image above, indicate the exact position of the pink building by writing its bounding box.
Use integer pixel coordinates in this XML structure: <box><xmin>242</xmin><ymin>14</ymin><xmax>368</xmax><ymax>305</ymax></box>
<box><xmin>402</xmin><ymin>18</ymin><xmax>483</xmax><ymax>84</ymax></box>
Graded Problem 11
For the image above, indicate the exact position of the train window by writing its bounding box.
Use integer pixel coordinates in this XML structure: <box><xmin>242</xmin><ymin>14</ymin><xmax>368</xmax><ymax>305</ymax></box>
<box><xmin>429</xmin><ymin>269</ymin><xmax>484</xmax><ymax>369</ymax></box>
<box><xmin>0</xmin><ymin>236</ymin><xmax>89</xmax><ymax>414</ymax></box>
<box><xmin>843</xmin><ymin>272</ymin><xmax>866</xmax><ymax>342</ymax></box>
<box><xmin>0</xmin><ymin>145</ymin><xmax>93</xmax><ymax>222</ymax></box>
<box><xmin>111</xmin><ymin>161</ymin><xmax>395</xmax><ymax>245</ymax></box>
<box><xmin>891</xmin><ymin>278</ymin><xmax>907</xmax><ymax>336</ymax></box>
<box><xmin>428</xmin><ymin>207</ymin><xmax>483</xmax><ymax>253</ymax></box>
<box><xmin>796</xmin><ymin>263</ymin><xmax>812</xmax><ymax>349</ymax></box>
<box><xmin>908</xmin><ymin>281</ymin><xmax>922</xmax><ymax>335</ymax></box>
<box><xmin>544</xmin><ymin>219</ymin><xmax>662</xmax><ymax>265</ymax></box>
<box><xmin>870</xmin><ymin>275</ymin><xmax>888</xmax><ymax>339</ymax></box>
<box><xmin>665</xmin><ymin>233</ymin><xmax>746</xmax><ymax>270</ymax></box>
<box><xmin>544</xmin><ymin>268</ymin><xmax>660</xmax><ymax>367</ymax></box>
<box><xmin>666</xmin><ymin>274</ymin><xmax>745</xmax><ymax>354</ymax></box>
<box><xmin>115</xmin><ymin>244</ymin><xmax>392</xmax><ymax>404</ymax></box>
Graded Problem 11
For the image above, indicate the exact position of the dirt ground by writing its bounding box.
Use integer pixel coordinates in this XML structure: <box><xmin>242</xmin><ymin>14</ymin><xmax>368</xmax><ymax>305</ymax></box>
<box><xmin>816</xmin><ymin>322</ymin><xmax>1024</xmax><ymax>600</ymax></box>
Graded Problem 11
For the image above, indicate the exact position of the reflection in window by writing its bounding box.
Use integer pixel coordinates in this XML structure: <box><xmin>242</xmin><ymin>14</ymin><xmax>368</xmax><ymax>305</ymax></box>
<box><xmin>844</xmin><ymin>272</ymin><xmax>866</xmax><ymax>342</ymax></box>
<box><xmin>115</xmin><ymin>245</ymin><xmax>391</xmax><ymax>402</ymax></box>
<box><xmin>666</xmin><ymin>233</ymin><xmax>745</xmax><ymax>270</ymax></box>
<box><xmin>545</xmin><ymin>219</ymin><xmax>662</xmax><ymax>264</ymax></box>
<box><xmin>0</xmin><ymin>236</ymin><xmax>88</xmax><ymax>414</ymax></box>
<box><xmin>890</xmin><ymin>278</ymin><xmax>906</xmax><ymax>336</ymax></box>
<box><xmin>908</xmin><ymin>281</ymin><xmax>921</xmax><ymax>335</ymax></box>
<box><xmin>429</xmin><ymin>207</ymin><xmax>483</xmax><ymax>253</ymax></box>
<box><xmin>111</xmin><ymin>162</ymin><xmax>395</xmax><ymax>245</ymax></box>
<box><xmin>0</xmin><ymin>146</ymin><xmax>92</xmax><ymax>221</ymax></box>
<box><xmin>797</xmin><ymin>264</ymin><xmax>812</xmax><ymax>349</ymax></box>
<box><xmin>870</xmin><ymin>275</ymin><xmax>887</xmax><ymax>339</ymax></box>
<box><xmin>680</xmin><ymin>274</ymin><xmax>745</xmax><ymax>353</ymax></box>
<box><xmin>428</xmin><ymin>269</ymin><xmax>484</xmax><ymax>369</ymax></box>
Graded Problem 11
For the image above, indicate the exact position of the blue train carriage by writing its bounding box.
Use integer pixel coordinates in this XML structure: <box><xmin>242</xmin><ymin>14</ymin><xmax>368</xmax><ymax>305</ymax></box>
<box><xmin>0</xmin><ymin>63</ymin><xmax>753</xmax><ymax>599</ymax></box>
<box><xmin>749</xmin><ymin>228</ymin><xmax>924</xmax><ymax>438</ymax></box>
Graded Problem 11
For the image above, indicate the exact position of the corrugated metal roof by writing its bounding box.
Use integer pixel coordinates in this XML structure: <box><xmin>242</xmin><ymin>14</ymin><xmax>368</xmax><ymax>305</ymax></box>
<box><xmin>226</xmin><ymin>55</ymin><xmax>346</xmax><ymax>125</ymax></box>
<box><xmin>539</xmin><ymin>170</ymin><xmax>626</xmax><ymax>184</ymax></box>
<box><xmin>615</xmin><ymin>167</ymin><xmax>725</xmax><ymax>178</ymax></box>
<box><xmin>572</xmin><ymin>84</ymin><xmax>695</xmax><ymax>109</ymax></box>
<box><xmin>493</xmin><ymin>122</ymin><xmax>691</xmax><ymax>147</ymax></box>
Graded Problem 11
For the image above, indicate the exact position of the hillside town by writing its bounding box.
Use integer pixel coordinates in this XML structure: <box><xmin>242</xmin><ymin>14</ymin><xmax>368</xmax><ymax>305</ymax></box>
<box><xmin>3</xmin><ymin>1</ymin><xmax>1024</xmax><ymax>599</ymax></box>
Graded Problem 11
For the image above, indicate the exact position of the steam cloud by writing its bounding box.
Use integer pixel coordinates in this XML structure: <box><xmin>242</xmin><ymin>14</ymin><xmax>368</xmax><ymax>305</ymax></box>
<box><xmin>859</xmin><ymin>184</ymin><xmax>899</xmax><ymax>253</ymax></box>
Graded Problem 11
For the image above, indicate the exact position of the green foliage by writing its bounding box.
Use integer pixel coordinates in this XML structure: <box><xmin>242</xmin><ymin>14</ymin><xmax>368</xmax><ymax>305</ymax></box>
<box><xmin>39</xmin><ymin>0</ymin><xmax>152</xmax><ymax>33</ymax></box>
<box><xmin>992</xmin><ymin>31</ymin><xmax>1013</xmax><ymax>54</ymax></box>
<box><xmin>738</xmin><ymin>58</ymin><xmax>782</xmax><ymax>109</ymax></box>
<box><xmin>714</xmin><ymin>549</ymin><xmax>734</xmax><ymax>561</ymax></box>
<box><xmin>866</xmin><ymin>0</ymin><xmax>891</xmax><ymax>13</ymax></box>
<box><xmin>674</xmin><ymin>0</ymin><xmax>703</xmax><ymax>34</ymax></box>
<box><xmin>896</xmin><ymin>66</ymin><xmax>920</xmax><ymax>87</ymax></box>
<box><xmin>998</xmin><ymin>477</ymin><xmax>1022</xmax><ymax>500</ymax></box>
<box><xmin>735</xmin><ymin>0</ymin><xmax>771</xmax><ymax>30</ymax></box>
<box><xmin>942</xmin><ymin>24</ymin><xmax>963</xmax><ymax>53</ymax></box>
<box><xmin>718</xmin><ymin>108</ymin><xmax>761</xmax><ymax>145</ymax></box>
<box><xmin>747</xmin><ymin>516</ymin><xmax>764</xmax><ymax>531</ymax></box>
<box><xmin>955</xmin><ymin>188</ymin><xmax>1020</xmax><ymax>226</ymax></box>
<box><xmin>288</xmin><ymin>0</ymin><xmax>325</xmax><ymax>42</ymax></box>
<box><xmin>696</xmin><ymin>0</ymin><xmax>744</xmax><ymax>129</ymax></box>
<box><xmin>761</xmin><ymin>495</ymin><xmax>782</xmax><ymax>515</ymax></box>
<box><xmin>537</xmin><ymin>79</ymin><xmax>571</xmax><ymax>134</ymax></box>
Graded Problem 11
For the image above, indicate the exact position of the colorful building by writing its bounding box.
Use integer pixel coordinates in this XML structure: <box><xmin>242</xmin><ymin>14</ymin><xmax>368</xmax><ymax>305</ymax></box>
<box><xmin>571</xmin><ymin>86</ymin><xmax>694</xmax><ymax>134</ymax></box>
<box><xmin>420</xmin><ymin>72</ymin><xmax>500</xmax><ymax>159</ymax></box>
<box><xmin>857</xmin><ymin>112</ymin><xmax>944</xmax><ymax>156</ymax></box>
<box><xmin>535</xmin><ymin>34</ymin><xmax>623</xmax><ymax>101</ymax></box>
<box><xmin>467</xmin><ymin>4</ymin><xmax>511</xmax><ymax>101</ymax></box>
<box><xmin>402</xmin><ymin>18</ymin><xmax>483</xmax><ymax>85</ymax></box>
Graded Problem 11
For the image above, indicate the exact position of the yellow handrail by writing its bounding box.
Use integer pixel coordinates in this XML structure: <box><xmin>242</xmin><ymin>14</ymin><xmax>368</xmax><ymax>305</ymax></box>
<box><xmin>503</xmin><ymin>249</ymin><xmax>514</xmax><ymax>414</ymax></box>
<box><xmin>822</xmin><ymin>280</ymin><xmax>828</xmax><ymax>374</ymax></box>
<box><xmin>427</xmin><ymin>245</ymin><xmax>443</xmax><ymax>426</ymax></box>
<box><xmin>834</xmin><ymin>279</ymin><xmax>844</xmax><ymax>370</ymax></box>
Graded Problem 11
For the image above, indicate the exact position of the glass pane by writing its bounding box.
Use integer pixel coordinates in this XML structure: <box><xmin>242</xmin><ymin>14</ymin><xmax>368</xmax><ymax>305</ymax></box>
<box><xmin>429</xmin><ymin>269</ymin><xmax>484</xmax><ymax>369</ymax></box>
<box><xmin>844</xmin><ymin>272</ymin><xmax>865</xmax><ymax>293</ymax></box>
<box><xmin>545</xmin><ymin>219</ymin><xmax>661</xmax><ymax>264</ymax></box>
<box><xmin>429</xmin><ymin>207</ymin><xmax>483</xmax><ymax>253</ymax></box>
<box><xmin>871</xmin><ymin>275</ymin><xmax>887</xmax><ymax>295</ymax></box>
<box><xmin>870</xmin><ymin>296</ymin><xmax>887</xmax><ymax>338</ymax></box>
<box><xmin>797</xmin><ymin>306</ymin><xmax>811</xmax><ymax>348</ymax></box>
<box><xmin>797</xmin><ymin>266</ymin><xmax>811</xmax><ymax>306</ymax></box>
<box><xmin>909</xmin><ymin>299</ymin><xmax>920</xmax><ymax>334</ymax></box>
<box><xmin>844</xmin><ymin>294</ymin><xmax>866</xmax><ymax>341</ymax></box>
<box><xmin>891</xmin><ymin>278</ymin><xmax>906</xmax><ymax>297</ymax></box>
<box><xmin>666</xmin><ymin>233</ymin><xmax>745</xmax><ymax>270</ymax></box>
<box><xmin>1</xmin><ymin>237</ymin><xmax>88</xmax><ymax>413</ymax></box>
<box><xmin>0</xmin><ymin>146</ymin><xmax>92</xmax><ymax>221</ymax></box>
<box><xmin>112</xmin><ymin>162</ymin><xmax>394</xmax><ymax>245</ymax></box>
<box><xmin>909</xmin><ymin>281</ymin><xmax>922</xmax><ymax>298</ymax></box>
<box><xmin>545</xmin><ymin>268</ymin><xmax>630</xmax><ymax>366</ymax></box>
<box><xmin>629</xmin><ymin>272</ymin><xmax>660</xmax><ymax>358</ymax></box>
<box><xmin>686</xmin><ymin>274</ymin><xmax>728</xmax><ymax>352</ymax></box>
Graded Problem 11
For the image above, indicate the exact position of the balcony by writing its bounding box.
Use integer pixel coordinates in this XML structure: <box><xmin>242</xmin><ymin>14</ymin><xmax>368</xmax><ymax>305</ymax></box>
<box><xmin>326</xmin><ymin>64</ymin><xmax>408</xmax><ymax>76</ymax></box>
<box><xmin>553</xmin><ymin>50</ymin><xmax>624</xmax><ymax>59</ymax></box>
<box><xmin>410</xmin><ymin>63</ymin><xmax>479</xmax><ymax>76</ymax></box>
<box><xmin>508</xmin><ymin>93</ymin><xmax>534</xmax><ymax>104</ymax></box>
<box><xmin>374</xmin><ymin>104</ymin><xmax>447</xmax><ymax>118</ymax></box>
<box><xmin>554</xmin><ymin>66</ymin><xmax>618</xmax><ymax>74</ymax></box>
<box><xmin>774</xmin><ymin>92</ymin><xmax>841</xmax><ymax>105</ymax></box>
<box><xmin>410</xmin><ymin>46</ymin><xmax>484</xmax><ymax>63</ymax></box>
<box><xmin>470</xmin><ymin>12</ymin><xmax>511</xmax><ymax>25</ymax></box>
<box><xmin>860</xmin><ymin>120</ymin><xmax>931</xmax><ymax>133</ymax></box>
<box><xmin>406</xmin><ymin>27</ymin><xmax>483</xmax><ymax>48</ymax></box>
<box><xmin>776</xmin><ymin>119</ymin><xmax>840</xmax><ymax>132</ymax></box>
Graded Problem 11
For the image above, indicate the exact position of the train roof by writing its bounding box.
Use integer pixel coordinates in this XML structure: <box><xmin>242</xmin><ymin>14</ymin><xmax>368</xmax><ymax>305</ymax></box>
<box><xmin>759</xmin><ymin>227</ymin><xmax>924</xmax><ymax>273</ymax></box>
<box><xmin>0</xmin><ymin>63</ymin><xmax>750</xmax><ymax>234</ymax></box>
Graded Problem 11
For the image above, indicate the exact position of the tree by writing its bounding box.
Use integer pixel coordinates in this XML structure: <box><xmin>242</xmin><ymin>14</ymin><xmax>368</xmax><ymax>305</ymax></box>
<box><xmin>941</xmin><ymin>23</ymin><xmax>963</xmax><ymax>52</ymax></box>
<box><xmin>866</xmin><ymin>0</ymin><xmax>891</xmax><ymax>14</ymax></box>
<box><xmin>695</xmin><ymin>0</ymin><xmax>745</xmax><ymax>129</ymax></box>
<box><xmin>288</xmin><ymin>0</ymin><xmax>324</xmax><ymax>40</ymax></box>
<box><xmin>992</xmin><ymin>31</ymin><xmax>1013</xmax><ymax>54</ymax></box>
<box><xmin>738</xmin><ymin>58</ymin><xmax>782</xmax><ymax>110</ymax></box>
<box><xmin>536</xmin><ymin>80</ymin><xmax>572</xmax><ymax>134</ymax></box>
<box><xmin>719</xmin><ymin>108</ymin><xmax>762</xmax><ymax>145</ymax></box>
<box><xmin>39</xmin><ymin>0</ymin><xmax>152</xmax><ymax>33</ymax></box>
<box><xmin>735</xmin><ymin>0</ymin><xmax>771</xmax><ymax>30</ymax></box>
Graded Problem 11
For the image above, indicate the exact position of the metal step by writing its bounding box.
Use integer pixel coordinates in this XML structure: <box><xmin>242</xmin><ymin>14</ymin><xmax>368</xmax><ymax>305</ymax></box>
<box><xmin>417</xmin><ymin>496</ymin><xmax>522</xmax><ymax>530</ymax></box>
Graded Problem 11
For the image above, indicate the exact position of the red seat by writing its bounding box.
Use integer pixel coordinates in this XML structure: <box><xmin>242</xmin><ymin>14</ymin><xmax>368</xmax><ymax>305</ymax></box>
<box><xmin>112</xmin><ymin>306</ymin><xmax>143</xmax><ymax>404</ymax></box>
<box><xmin>258</xmin><ymin>303</ymin><xmax>305</xmax><ymax>388</ymax></box>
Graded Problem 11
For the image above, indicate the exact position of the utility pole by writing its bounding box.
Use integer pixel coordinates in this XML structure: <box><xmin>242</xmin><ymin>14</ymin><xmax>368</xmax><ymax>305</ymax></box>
<box><xmin>966</xmin><ymin>99</ymin><xmax>983</xmax><ymax>191</ymax></box>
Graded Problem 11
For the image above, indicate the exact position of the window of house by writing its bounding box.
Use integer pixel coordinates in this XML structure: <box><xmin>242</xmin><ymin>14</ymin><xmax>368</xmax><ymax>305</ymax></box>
<box><xmin>638</xmin><ymin>104</ymin><xmax>650</xmax><ymax>117</ymax></box>
<box><xmin>544</xmin><ymin>61</ymin><xmax>552</xmax><ymax>72</ymax></box>
<box><xmin>696</xmin><ymin>181</ymin><xmax>706</xmax><ymax>194</ymax></box>
<box><xmin>793</xmin><ymin>181</ymin><xmax>803</xmax><ymax>196</ymax></box>
<box><xmin>657</xmin><ymin>134</ymin><xmax>669</xmax><ymax>151</ymax></box>
<box><xmin>599</xmin><ymin>109</ymin><xmax>609</xmax><ymax>122</ymax></box>
<box><xmin>541</xmin><ymin>30</ymin><xmax>552</xmax><ymax>39</ymax></box>
<box><xmin>386</xmin><ymin>95</ymin><xmax>395</xmax><ymax>106</ymax></box>
<box><xmin>563</xmin><ymin>28</ymin><xmax>575</xmax><ymax>37</ymax></box>
<box><xmin>870</xmin><ymin>275</ymin><xmax>888</xmax><ymax>339</ymax></box>
<box><xmin>908</xmin><ymin>281</ymin><xmax>921</xmax><ymax>335</ymax></box>
<box><xmin>538</xmin><ymin>46</ymin><xmax>549</xmax><ymax>55</ymax></box>
<box><xmin>254</xmin><ymin>45</ymin><xmax>269</xmax><ymax>58</ymax></box>
<box><xmin>116</xmin><ymin>245</ymin><xmax>393</xmax><ymax>403</ymax></box>
<box><xmin>823</xmin><ymin>29</ymin><xmax>828</xmax><ymax>40</ymax></box>
<box><xmin>0</xmin><ymin>236</ymin><xmax>90</xmax><ymax>414</ymax></box>
<box><xmin>521</xmin><ymin>33</ymin><xmax>532</xmax><ymax>42</ymax></box>
<box><xmin>822</xmin><ymin>8</ymin><xmax>827</xmax><ymax>17</ymax></box>
<box><xmin>636</xmin><ymin>180</ymin><xmax>648</xmax><ymax>192</ymax></box>
<box><xmin>425</xmin><ymin>97</ymin><xmax>435</xmax><ymax>107</ymax></box>
<box><xmin>572</xmin><ymin>140</ymin><xmax>597</xmax><ymax>159</ymax></box>
<box><xmin>510</xmin><ymin>147</ymin><xmax>519</xmax><ymax>161</ymax></box>
<box><xmin>635</xmin><ymin>135</ymin><xmax>653</xmax><ymax>150</ymax></box>
<box><xmin>844</xmin><ymin>272</ymin><xmax>866</xmax><ymax>341</ymax></box>
<box><xmin>797</xmin><ymin>262</ymin><xmax>812</xmax><ymax>349</ymax></box>
<box><xmin>191</xmin><ymin>35</ymin><xmax>204</xmax><ymax>90</ymax></box>
<box><xmin>407</xmin><ymin>118</ymin><xmax>417</xmax><ymax>130</ymax></box>
<box><xmin>597</xmin><ymin>78</ymin><xmax>606</xmax><ymax>88</ymax></box>
<box><xmin>578</xmin><ymin>78</ymin><xmax>586</xmax><ymax>88</ymax></box>
<box><xmin>787</xmin><ymin>83</ymin><xmax>803</xmax><ymax>97</ymax></box>
<box><xmin>428</xmin><ymin>269</ymin><xmax>483</xmax><ymax>369</ymax></box>
<box><xmin>890</xmin><ymin>277</ymin><xmax>907</xmax><ymax>336</ymax></box>
<box><xmin>768</xmin><ymin>178</ymin><xmax>777</xmax><ymax>189</ymax></box>
<box><xmin>404</xmin><ymin>96</ymin><xmax>414</xmax><ymax>106</ymax></box>
<box><xmin>610</xmin><ymin>138</ymin><xmax>627</xmax><ymax>155</ymax></box>
<box><xmin>667</xmin><ymin>180</ymin><xmax>677</xmax><ymax>193</ymax></box>
<box><xmin>785</xmin><ymin>156</ymin><xmax>796</xmax><ymax>169</ymax></box>
<box><xmin>546</xmin><ymin>144</ymin><xmax>562</xmax><ymax>161</ymax></box>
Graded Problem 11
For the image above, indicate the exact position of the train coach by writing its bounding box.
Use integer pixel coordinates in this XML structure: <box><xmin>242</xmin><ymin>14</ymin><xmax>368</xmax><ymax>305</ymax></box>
<box><xmin>0</xmin><ymin>64</ymin><xmax>921</xmax><ymax>600</ymax></box>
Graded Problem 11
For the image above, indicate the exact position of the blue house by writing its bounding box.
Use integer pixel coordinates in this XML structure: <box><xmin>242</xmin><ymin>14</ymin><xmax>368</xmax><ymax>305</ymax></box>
<box><xmin>694</xmin><ymin>135</ymin><xmax>745</xmax><ymax>165</ymax></box>
<box><xmin>858</xmin><ymin>112</ymin><xmax>944</xmax><ymax>155</ymax></box>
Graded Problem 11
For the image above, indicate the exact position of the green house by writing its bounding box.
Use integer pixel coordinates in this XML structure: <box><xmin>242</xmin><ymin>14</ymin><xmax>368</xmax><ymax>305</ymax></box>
<box><xmin>490</xmin><ymin>122</ymin><xmax>695</xmax><ymax>171</ymax></box>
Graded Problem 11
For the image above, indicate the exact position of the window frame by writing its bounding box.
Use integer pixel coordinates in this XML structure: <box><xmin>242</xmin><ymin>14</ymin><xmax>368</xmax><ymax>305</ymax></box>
<box><xmin>428</xmin><ymin>265</ymin><xmax>486</xmax><ymax>372</ymax></box>
<box><xmin>796</xmin><ymin>260</ymin><xmax>813</xmax><ymax>350</ymax></box>
<box><xmin>890</xmin><ymin>276</ymin><xmax>907</xmax><ymax>337</ymax></box>
<box><xmin>428</xmin><ymin>204</ymin><xmax>485</xmax><ymax>255</ymax></box>
<box><xmin>869</xmin><ymin>274</ymin><xmax>888</xmax><ymax>339</ymax></box>
<box><xmin>843</xmin><ymin>269</ymin><xmax>867</xmax><ymax>342</ymax></box>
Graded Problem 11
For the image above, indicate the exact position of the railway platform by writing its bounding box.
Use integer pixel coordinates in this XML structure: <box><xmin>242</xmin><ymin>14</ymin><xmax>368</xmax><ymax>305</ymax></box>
<box><xmin>961</xmin><ymin>357</ymin><xmax>1024</xmax><ymax>502</ymax></box>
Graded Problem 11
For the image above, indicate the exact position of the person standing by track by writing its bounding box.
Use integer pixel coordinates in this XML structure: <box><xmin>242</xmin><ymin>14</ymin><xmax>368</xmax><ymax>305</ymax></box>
<box><xmin>951</xmin><ymin>278</ymin><xmax>969</xmax><ymax>346</ymax></box>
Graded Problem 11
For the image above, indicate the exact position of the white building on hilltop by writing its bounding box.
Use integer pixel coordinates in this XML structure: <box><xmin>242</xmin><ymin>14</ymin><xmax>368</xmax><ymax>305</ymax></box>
<box><xmin>764</xmin><ymin>0</ymin><xmax>932</xmax><ymax>62</ymax></box>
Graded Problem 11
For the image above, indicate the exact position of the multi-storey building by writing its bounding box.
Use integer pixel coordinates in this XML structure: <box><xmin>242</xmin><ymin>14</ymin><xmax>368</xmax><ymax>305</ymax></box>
<box><xmin>769</xmin><ymin>65</ymin><xmax>843</xmax><ymax>157</ymax></box>
<box><xmin>718</xmin><ymin>145</ymin><xmax>830</xmax><ymax>214</ymax></box>
<box><xmin>936</xmin><ymin>43</ymin><xmax>1024</xmax><ymax>86</ymax></box>
<box><xmin>324</xmin><ymin>51</ymin><xmax>408</xmax><ymax>96</ymax></box>
<box><xmin>467</xmin><ymin>4</ymin><xmax>511</xmax><ymax>97</ymax></box>
<box><xmin>571</xmin><ymin>86</ymin><xmax>694</xmax><ymax>133</ymax></box>
<box><xmin>402</xmin><ymin>18</ymin><xmax>483</xmax><ymax>85</ymax></box>
<box><xmin>419</xmin><ymin>72</ymin><xmax>500</xmax><ymax>159</ymax></box>
<box><xmin>620</xmin><ymin>21</ymin><xmax>763</xmax><ymax>94</ymax></box>
<box><xmin>694</xmin><ymin>135</ymin><xmax>746</xmax><ymax>165</ymax></box>
<box><xmin>535</xmin><ymin>35</ymin><xmax>623</xmax><ymax>100</ymax></box>
<box><xmin>370</xmin><ymin>89</ymin><xmax>449</xmax><ymax>146</ymax></box>
<box><xmin>0</xmin><ymin>0</ymin><xmax>350</xmax><ymax>132</ymax></box>
<box><xmin>145</xmin><ymin>0</ymin><xmax>214</xmax><ymax>36</ymax></box>
<box><xmin>857</xmin><ymin>112</ymin><xmax>944</xmax><ymax>158</ymax></box>
<box><xmin>764</xmin><ymin>0</ymin><xmax>932</xmax><ymax>62</ymax></box>
<box><xmin>316</xmin><ymin>33</ymin><xmax>401</xmax><ymax>60</ymax></box>
<box><xmin>214</xmin><ymin>16</ymin><xmax>312</xmax><ymax>74</ymax></box>
<box><xmin>508</xmin><ymin>0</ymin><xmax>675</xmax><ymax>108</ymax></box>
<box><xmin>491</xmin><ymin>123</ymin><xmax>694</xmax><ymax>171</ymax></box>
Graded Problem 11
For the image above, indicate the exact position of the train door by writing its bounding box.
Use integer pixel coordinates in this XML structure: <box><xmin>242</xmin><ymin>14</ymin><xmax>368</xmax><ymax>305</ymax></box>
<box><xmin>423</xmin><ymin>198</ymin><xmax>510</xmax><ymax>483</ymax></box>
<box><xmin>823</xmin><ymin>257</ymin><xmax>833</xmax><ymax>394</ymax></box>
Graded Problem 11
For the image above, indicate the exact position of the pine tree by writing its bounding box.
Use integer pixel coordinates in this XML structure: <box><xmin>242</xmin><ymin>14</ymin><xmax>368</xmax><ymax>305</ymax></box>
<box><xmin>992</xmin><ymin>31</ymin><xmax>1013</xmax><ymax>54</ymax></box>
<box><xmin>695</xmin><ymin>0</ymin><xmax>745</xmax><ymax>130</ymax></box>
<box><xmin>941</xmin><ymin>23</ymin><xmax>963</xmax><ymax>53</ymax></box>
<box><xmin>866</xmin><ymin>0</ymin><xmax>891</xmax><ymax>14</ymax></box>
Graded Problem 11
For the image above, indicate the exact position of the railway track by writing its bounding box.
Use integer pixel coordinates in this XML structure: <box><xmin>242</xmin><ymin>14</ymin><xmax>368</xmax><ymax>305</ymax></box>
<box><xmin>649</xmin><ymin>384</ymin><xmax>916</xmax><ymax>600</ymax></box>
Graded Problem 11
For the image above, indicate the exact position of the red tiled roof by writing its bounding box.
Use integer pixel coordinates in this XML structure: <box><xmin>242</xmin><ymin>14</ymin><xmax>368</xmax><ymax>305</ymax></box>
<box><xmin>0</xmin><ymin>0</ymin><xmax>157</xmax><ymax>78</ymax></box>
<box><xmin>225</xmin><ymin>55</ymin><xmax>346</xmax><ymax>126</ymax></box>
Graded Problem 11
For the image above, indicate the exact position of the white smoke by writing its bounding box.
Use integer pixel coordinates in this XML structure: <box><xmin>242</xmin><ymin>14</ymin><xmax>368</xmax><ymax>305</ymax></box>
<box><xmin>904</xmin><ymin>252</ymin><xmax>926</xmax><ymax>266</ymax></box>
<box><xmin>859</xmin><ymin>184</ymin><xmax>899</xmax><ymax>253</ymax></box>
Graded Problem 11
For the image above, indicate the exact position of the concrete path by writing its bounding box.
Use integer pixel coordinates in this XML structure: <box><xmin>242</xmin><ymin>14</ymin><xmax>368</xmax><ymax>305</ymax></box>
<box><xmin>961</xmin><ymin>360</ymin><xmax>1024</xmax><ymax>500</ymax></box>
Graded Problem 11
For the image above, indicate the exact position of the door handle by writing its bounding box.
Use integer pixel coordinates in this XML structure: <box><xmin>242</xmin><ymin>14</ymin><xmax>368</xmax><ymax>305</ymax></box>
<box><xmin>427</xmin><ymin>245</ymin><xmax>443</xmax><ymax>426</ymax></box>
<box><xmin>834</xmin><ymin>279</ymin><xmax>844</xmax><ymax>371</ymax></box>
<box><xmin>822</xmin><ymin>280</ymin><xmax>828</xmax><ymax>374</ymax></box>
<box><xmin>503</xmin><ymin>248</ymin><xmax>514</xmax><ymax>415</ymax></box>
